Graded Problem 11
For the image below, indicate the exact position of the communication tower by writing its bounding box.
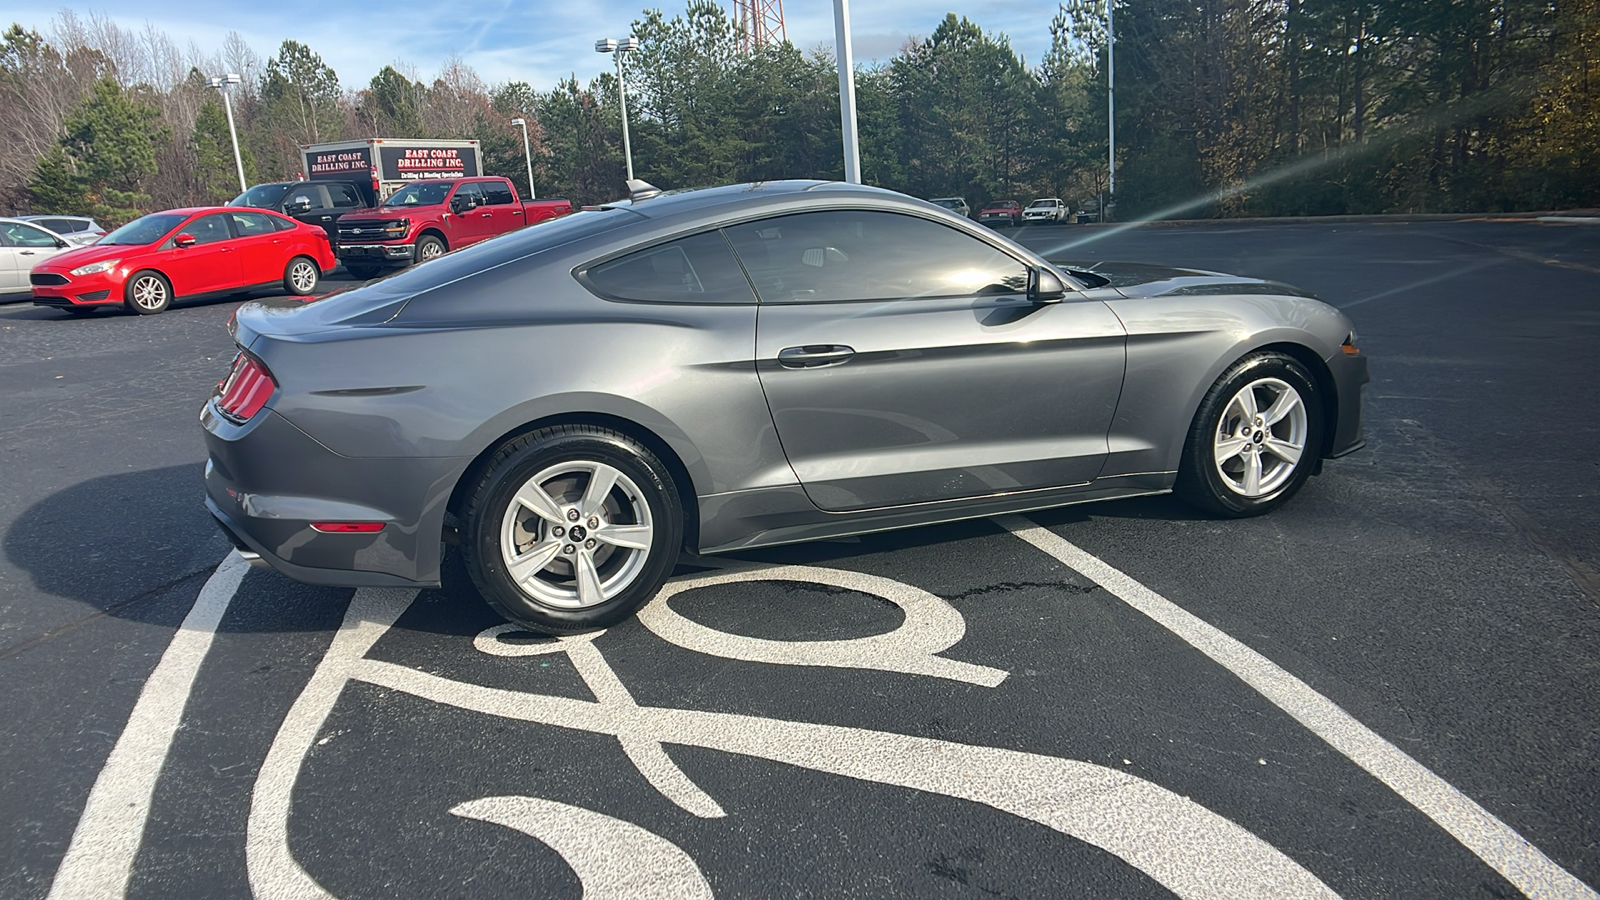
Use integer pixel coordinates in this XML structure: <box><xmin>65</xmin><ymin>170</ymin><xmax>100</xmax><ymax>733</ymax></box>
<box><xmin>734</xmin><ymin>0</ymin><xmax>786</xmax><ymax>52</ymax></box>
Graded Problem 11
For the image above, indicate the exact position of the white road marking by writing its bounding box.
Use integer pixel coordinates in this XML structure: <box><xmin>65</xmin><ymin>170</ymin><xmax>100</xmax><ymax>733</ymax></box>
<box><xmin>247</xmin><ymin>587</ymin><xmax>417</xmax><ymax>900</ymax></box>
<box><xmin>638</xmin><ymin>564</ymin><xmax>1008</xmax><ymax>687</ymax></box>
<box><xmin>999</xmin><ymin>516</ymin><xmax>1598</xmax><ymax>900</ymax></box>
<box><xmin>359</xmin><ymin>653</ymin><xmax>1341</xmax><ymax>899</ymax></box>
<box><xmin>452</xmin><ymin>796</ymin><xmax>714</xmax><ymax>899</ymax></box>
<box><xmin>47</xmin><ymin>552</ymin><xmax>250</xmax><ymax>900</ymax></box>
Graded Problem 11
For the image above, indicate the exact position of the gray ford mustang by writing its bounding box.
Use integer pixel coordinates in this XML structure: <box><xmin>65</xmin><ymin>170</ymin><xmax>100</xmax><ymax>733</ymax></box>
<box><xmin>203</xmin><ymin>180</ymin><xmax>1366</xmax><ymax>632</ymax></box>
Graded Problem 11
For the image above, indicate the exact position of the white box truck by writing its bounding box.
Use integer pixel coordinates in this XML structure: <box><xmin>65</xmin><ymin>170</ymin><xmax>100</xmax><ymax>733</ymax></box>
<box><xmin>300</xmin><ymin>138</ymin><xmax>484</xmax><ymax>201</ymax></box>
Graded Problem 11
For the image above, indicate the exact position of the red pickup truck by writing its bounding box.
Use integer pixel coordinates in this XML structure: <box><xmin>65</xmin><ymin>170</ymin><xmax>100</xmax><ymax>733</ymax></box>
<box><xmin>332</xmin><ymin>176</ymin><xmax>573</xmax><ymax>278</ymax></box>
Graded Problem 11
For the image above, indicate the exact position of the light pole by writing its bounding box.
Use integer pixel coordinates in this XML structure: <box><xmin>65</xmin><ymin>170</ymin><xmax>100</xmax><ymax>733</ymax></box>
<box><xmin>595</xmin><ymin>36</ymin><xmax>640</xmax><ymax>182</ymax></box>
<box><xmin>1106</xmin><ymin>0</ymin><xmax>1115</xmax><ymax>222</ymax></box>
<box><xmin>833</xmin><ymin>0</ymin><xmax>861</xmax><ymax>183</ymax></box>
<box><xmin>510</xmin><ymin>117</ymin><xmax>536</xmax><ymax>199</ymax></box>
<box><xmin>207</xmin><ymin>73</ymin><xmax>247</xmax><ymax>194</ymax></box>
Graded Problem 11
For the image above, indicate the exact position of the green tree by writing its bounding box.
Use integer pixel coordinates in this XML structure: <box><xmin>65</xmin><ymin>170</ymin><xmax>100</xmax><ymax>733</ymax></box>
<box><xmin>46</xmin><ymin>76</ymin><xmax>167</xmax><ymax>222</ymax></box>
<box><xmin>27</xmin><ymin>147</ymin><xmax>89</xmax><ymax>214</ymax></box>
<box><xmin>362</xmin><ymin>65</ymin><xmax>424</xmax><ymax>135</ymax></box>
<box><xmin>191</xmin><ymin>98</ymin><xmax>255</xmax><ymax>203</ymax></box>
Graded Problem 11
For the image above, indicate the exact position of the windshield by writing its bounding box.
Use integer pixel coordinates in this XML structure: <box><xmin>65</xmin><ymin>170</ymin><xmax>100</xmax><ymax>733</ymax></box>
<box><xmin>232</xmin><ymin>184</ymin><xmax>291</xmax><ymax>209</ymax></box>
<box><xmin>100</xmin><ymin>213</ymin><xmax>188</xmax><ymax>246</ymax></box>
<box><xmin>383</xmin><ymin>182</ymin><xmax>453</xmax><ymax>207</ymax></box>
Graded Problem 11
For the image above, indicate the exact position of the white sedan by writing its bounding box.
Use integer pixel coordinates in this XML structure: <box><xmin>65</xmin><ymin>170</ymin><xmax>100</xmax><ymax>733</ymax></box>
<box><xmin>1022</xmin><ymin>198</ymin><xmax>1069</xmax><ymax>224</ymax></box>
<box><xmin>0</xmin><ymin>218</ymin><xmax>75</xmax><ymax>298</ymax></box>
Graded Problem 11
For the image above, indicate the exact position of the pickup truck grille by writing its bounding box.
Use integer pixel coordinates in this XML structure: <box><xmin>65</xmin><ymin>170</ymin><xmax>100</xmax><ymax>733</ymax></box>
<box><xmin>337</xmin><ymin>221</ymin><xmax>405</xmax><ymax>239</ymax></box>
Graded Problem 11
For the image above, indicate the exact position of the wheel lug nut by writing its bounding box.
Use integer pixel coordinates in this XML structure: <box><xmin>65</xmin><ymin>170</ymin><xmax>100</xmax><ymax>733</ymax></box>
<box><xmin>585</xmin><ymin>539</ymin><xmax>596</xmax><ymax>550</ymax></box>
<box><xmin>552</xmin><ymin>526</ymin><xmax>565</xmax><ymax>537</ymax></box>
<box><xmin>567</xmin><ymin>509</ymin><xmax>580</xmax><ymax>521</ymax></box>
<box><xmin>562</xmin><ymin>544</ymin><xmax>575</xmax><ymax>555</ymax></box>
<box><xmin>588</xmin><ymin>517</ymin><xmax>599</xmax><ymax>529</ymax></box>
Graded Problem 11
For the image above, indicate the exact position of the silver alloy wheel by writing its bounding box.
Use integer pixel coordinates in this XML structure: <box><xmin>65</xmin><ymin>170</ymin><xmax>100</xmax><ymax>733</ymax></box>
<box><xmin>498</xmin><ymin>460</ymin><xmax>655</xmax><ymax>610</ymax></box>
<box><xmin>289</xmin><ymin>260</ymin><xmax>317</xmax><ymax>293</ymax></box>
<box><xmin>131</xmin><ymin>275</ymin><xmax>167</xmax><ymax>310</ymax></box>
<box><xmin>419</xmin><ymin>240</ymin><xmax>443</xmax><ymax>261</ymax></box>
<box><xmin>1212</xmin><ymin>376</ymin><xmax>1308</xmax><ymax>497</ymax></box>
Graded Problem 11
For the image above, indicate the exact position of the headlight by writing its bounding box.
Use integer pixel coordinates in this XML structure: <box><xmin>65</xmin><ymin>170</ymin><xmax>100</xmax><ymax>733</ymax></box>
<box><xmin>70</xmin><ymin>259</ymin><xmax>120</xmax><ymax>276</ymax></box>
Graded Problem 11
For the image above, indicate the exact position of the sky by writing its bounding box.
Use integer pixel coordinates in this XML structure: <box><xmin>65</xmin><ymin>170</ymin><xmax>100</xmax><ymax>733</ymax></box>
<box><xmin>0</xmin><ymin>1</ymin><xmax>1067</xmax><ymax>91</ymax></box>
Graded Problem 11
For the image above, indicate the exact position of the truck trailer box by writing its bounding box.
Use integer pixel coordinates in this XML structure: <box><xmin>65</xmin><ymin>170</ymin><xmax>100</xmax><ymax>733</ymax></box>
<box><xmin>300</xmin><ymin>138</ymin><xmax>484</xmax><ymax>200</ymax></box>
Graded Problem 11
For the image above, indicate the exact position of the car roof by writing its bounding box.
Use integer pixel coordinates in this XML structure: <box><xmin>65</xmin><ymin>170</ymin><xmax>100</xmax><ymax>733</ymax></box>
<box><xmin>600</xmin><ymin>180</ymin><xmax>920</xmax><ymax>220</ymax></box>
<box><xmin>17</xmin><ymin>214</ymin><xmax>94</xmax><ymax>221</ymax></box>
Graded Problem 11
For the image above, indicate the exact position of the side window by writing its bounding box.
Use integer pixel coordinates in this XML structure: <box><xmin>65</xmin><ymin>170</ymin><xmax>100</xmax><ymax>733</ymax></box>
<box><xmin>482</xmin><ymin>182</ymin><xmax>514</xmax><ymax>205</ymax></box>
<box><xmin>329</xmin><ymin>184</ymin><xmax>361</xmax><ymax>208</ymax></box>
<box><xmin>722</xmin><ymin>210</ymin><xmax>1029</xmax><ymax>304</ymax></box>
<box><xmin>183</xmin><ymin>214</ymin><xmax>233</xmax><ymax>245</ymax></box>
<box><xmin>271</xmin><ymin>214</ymin><xmax>298</xmax><ymax>232</ymax></box>
<box><xmin>6</xmin><ymin>222</ymin><xmax>61</xmax><ymax>247</ymax></box>
<box><xmin>43</xmin><ymin>218</ymin><xmax>77</xmax><ymax>233</ymax></box>
<box><xmin>287</xmin><ymin>186</ymin><xmax>329</xmax><ymax>211</ymax></box>
<box><xmin>451</xmin><ymin>182</ymin><xmax>483</xmax><ymax>208</ymax></box>
<box><xmin>229</xmin><ymin>211</ymin><xmax>278</xmax><ymax>237</ymax></box>
<box><xmin>582</xmin><ymin>230</ymin><xmax>756</xmax><ymax>305</ymax></box>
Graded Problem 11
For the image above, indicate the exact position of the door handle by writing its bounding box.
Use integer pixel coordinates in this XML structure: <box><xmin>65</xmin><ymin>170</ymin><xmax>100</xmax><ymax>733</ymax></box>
<box><xmin>480</xmin><ymin>212</ymin><xmax>492</xmax><ymax>218</ymax></box>
<box><xmin>778</xmin><ymin>345</ymin><xmax>855</xmax><ymax>369</ymax></box>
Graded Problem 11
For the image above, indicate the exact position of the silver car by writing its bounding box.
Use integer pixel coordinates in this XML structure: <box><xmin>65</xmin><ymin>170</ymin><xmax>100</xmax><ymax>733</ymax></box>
<box><xmin>203</xmin><ymin>181</ymin><xmax>1366</xmax><ymax>633</ymax></box>
<box><xmin>0</xmin><ymin>218</ymin><xmax>76</xmax><ymax>297</ymax></box>
<box><xmin>16</xmin><ymin>215</ymin><xmax>106</xmax><ymax>246</ymax></box>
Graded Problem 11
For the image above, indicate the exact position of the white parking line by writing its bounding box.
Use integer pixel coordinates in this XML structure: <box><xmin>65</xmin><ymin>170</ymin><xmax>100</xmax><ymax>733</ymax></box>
<box><xmin>999</xmin><ymin>516</ymin><xmax>1598</xmax><ymax>900</ymax></box>
<box><xmin>47</xmin><ymin>552</ymin><xmax>250</xmax><ymax>900</ymax></box>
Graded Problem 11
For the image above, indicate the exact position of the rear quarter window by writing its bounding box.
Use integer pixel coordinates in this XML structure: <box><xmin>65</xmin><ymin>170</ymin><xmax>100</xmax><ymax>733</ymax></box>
<box><xmin>581</xmin><ymin>230</ymin><xmax>755</xmax><ymax>305</ymax></box>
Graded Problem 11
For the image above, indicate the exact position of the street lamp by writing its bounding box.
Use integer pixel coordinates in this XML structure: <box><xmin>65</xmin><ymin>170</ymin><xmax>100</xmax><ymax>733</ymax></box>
<box><xmin>595</xmin><ymin>36</ymin><xmax>640</xmax><ymax>182</ymax></box>
<box><xmin>510</xmin><ymin>117</ymin><xmax>536</xmax><ymax>199</ymax></box>
<box><xmin>206</xmin><ymin>73</ymin><xmax>247</xmax><ymax>194</ymax></box>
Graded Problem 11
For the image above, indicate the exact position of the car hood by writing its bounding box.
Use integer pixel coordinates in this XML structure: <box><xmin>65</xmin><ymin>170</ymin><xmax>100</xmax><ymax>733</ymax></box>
<box><xmin>1049</xmin><ymin>260</ymin><xmax>1320</xmax><ymax>300</ymax></box>
<box><xmin>33</xmin><ymin>243</ymin><xmax>142</xmax><ymax>271</ymax></box>
<box><xmin>339</xmin><ymin>206</ymin><xmax>438</xmax><ymax>220</ymax></box>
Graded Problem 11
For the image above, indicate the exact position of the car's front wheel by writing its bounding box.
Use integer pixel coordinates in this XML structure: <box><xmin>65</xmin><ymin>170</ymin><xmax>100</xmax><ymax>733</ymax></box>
<box><xmin>415</xmin><ymin>235</ymin><xmax>445</xmax><ymax>265</ymax></box>
<box><xmin>123</xmin><ymin>270</ymin><xmax>171</xmax><ymax>315</ymax></box>
<box><xmin>1176</xmin><ymin>351</ymin><xmax>1324</xmax><ymax>517</ymax></box>
<box><xmin>461</xmin><ymin>425</ymin><xmax>683</xmax><ymax>634</ymax></box>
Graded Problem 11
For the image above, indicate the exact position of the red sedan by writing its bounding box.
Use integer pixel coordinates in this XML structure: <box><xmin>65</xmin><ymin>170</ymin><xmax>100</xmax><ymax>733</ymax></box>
<box><xmin>30</xmin><ymin>207</ymin><xmax>336</xmax><ymax>315</ymax></box>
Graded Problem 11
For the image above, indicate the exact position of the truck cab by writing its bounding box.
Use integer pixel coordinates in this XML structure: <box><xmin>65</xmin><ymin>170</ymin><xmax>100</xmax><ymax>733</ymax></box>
<box><xmin>331</xmin><ymin>177</ymin><xmax>572</xmax><ymax>279</ymax></box>
<box><xmin>229</xmin><ymin>180</ymin><xmax>377</xmax><ymax>241</ymax></box>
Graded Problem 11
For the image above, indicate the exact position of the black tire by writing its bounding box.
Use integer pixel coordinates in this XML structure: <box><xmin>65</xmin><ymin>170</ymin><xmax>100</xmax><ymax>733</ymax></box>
<box><xmin>461</xmin><ymin>425</ymin><xmax>683</xmax><ymax>634</ymax></box>
<box><xmin>123</xmin><ymin>270</ymin><xmax>171</xmax><ymax>315</ymax></box>
<box><xmin>283</xmin><ymin>256</ymin><xmax>320</xmax><ymax>296</ymax></box>
<box><xmin>344</xmin><ymin>262</ymin><xmax>383</xmax><ymax>280</ymax></box>
<box><xmin>1175</xmin><ymin>351</ymin><xmax>1324</xmax><ymax>518</ymax></box>
<box><xmin>414</xmin><ymin>234</ymin><xmax>445</xmax><ymax>266</ymax></box>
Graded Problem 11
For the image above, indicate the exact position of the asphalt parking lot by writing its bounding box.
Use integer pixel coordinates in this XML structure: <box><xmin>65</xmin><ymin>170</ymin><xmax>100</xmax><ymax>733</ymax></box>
<box><xmin>3</xmin><ymin>219</ymin><xmax>1597</xmax><ymax>899</ymax></box>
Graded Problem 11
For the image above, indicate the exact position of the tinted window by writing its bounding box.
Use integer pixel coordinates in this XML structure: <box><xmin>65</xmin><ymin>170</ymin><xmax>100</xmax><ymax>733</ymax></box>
<box><xmin>183</xmin><ymin>214</ymin><xmax>233</xmax><ymax>245</ymax></box>
<box><xmin>286</xmin><ymin>186</ymin><xmax>329</xmax><ymax>211</ymax></box>
<box><xmin>723</xmin><ymin>210</ymin><xmax>1028</xmax><ymax>304</ymax></box>
<box><xmin>102</xmin><ymin>213</ymin><xmax>187</xmax><ymax>246</ymax></box>
<box><xmin>584</xmin><ymin>230</ymin><xmax>755</xmax><ymax>304</ymax></box>
<box><xmin>271</xmin><ymin>214</ymin><xmax>298</xmax><ymax>232</ymax></box>
<box><xmin>2</xmin><ymin>222</ymin><xmax>60</xmax><ymax>247</ymax></box>
<box><xmin>41</xmin><ymin>218</ymin><xmax>79</xmax><ymax>232</ymax></box>
<box><xmin>452</xmin><ymin>182</ymin><xmax>483</xmax><ymax>207</ymax></box>
<box><xmin>384</xmin><ymin>182</ymin><xmax>453</xmax><ymax>207</ymax></box>
<box><xmin>328</xmin><ymin>184</ymin><xmax>362</xmax><ymax>207</ymax></box>
<box><xmin>229</xmin><ymin>211</ymin><xmax>278</xmax><ymax>237</ymax></box>
<box><xmin>483</xmin><ymin>182</ymin><xmax>514</xmax><ymax>205</ymax></box>
<box><xmin>233</xmin><ymin>183</ymin><xmax>291</xmax><ymax>209</ymax></box>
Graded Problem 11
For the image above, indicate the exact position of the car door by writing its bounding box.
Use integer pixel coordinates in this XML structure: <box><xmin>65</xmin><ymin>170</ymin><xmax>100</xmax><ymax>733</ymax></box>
<box><xmin>0</xmin><ymin>229</ymin><xmax>22</xmax><ymax>292</ymax></box>
<box><xmin>446</xmin><ymin>182</ymin><xmax>487</xmax><ymax>245</ymax></box>
<box><xmin>228</xmin><ymin>210</ymin><xmax>288</xmax><ymax>286</ymax></box>
<box><xmin>160</xmin><ymin>213</ymin><xmax>243</xmax><ymax>295</ymax></box>
<box><xmin>285</xmin><ymin>184</ymin><xmax>337</xmax><ymax>233</ymax></box>
<box><xmin>479</xmin><ymin>180</ymin><xmax>522</xmax><ymax>236</ymax></box>
<box><xmin>1</xmin><ymin>221</ymin><xmax>69</xmax><ymax>288</ymax></box>
<box><xmin>730</xmin><ymin>209</ymin><xmax>1127</xmax><ymax>513</ymax></box>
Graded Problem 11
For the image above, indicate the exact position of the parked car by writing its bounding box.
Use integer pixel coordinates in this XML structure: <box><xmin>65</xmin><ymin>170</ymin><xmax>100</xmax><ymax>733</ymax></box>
<box><xmin>30</xmin><ymin>207</ymin><xmax>337</xmax><ymax>315</ymax></box>
<box><xmin>977</xmin><ymin>200</ymin><xmax>1023</xmax><ymax>227</ymax></box>
<box><xmin>0</xmin><ymin>218</ymin><xmax>76</xmax><ymax>298</ymax></box>
<box><xmin>202</xmin><ymin>180</ymin><xmax>1367</xmax><ymax>636</ymax></box>
<box><xmin>928</xmin><ymin>197</ymin><xmax>971</xmax><ymax>218</ymax></box>
<box><xmin>16</xmin><ymin>215</ymin><xmax>106</xmax><ymax>246</ymax></box>
<box><xmin>331</xmin><ymin>176</ymin><xmax>573</xmax><ymax>279</ymax></box>
<box><xmin>230</xmin><ymin>180</ymin><xmax>377</xmax><ymax>242</ymax></box>
<box><xmin>1023</xmin><ymin>198</ymin><xmax>1070</xmax><ymax>224</ymax></box>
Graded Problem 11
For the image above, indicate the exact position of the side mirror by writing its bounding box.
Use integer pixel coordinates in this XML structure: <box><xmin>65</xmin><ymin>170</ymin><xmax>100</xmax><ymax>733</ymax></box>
<box><xmin>55</xmin><ymin>238</ymin><xmax>68</xmax><ymax>248</ymax></box>
<box><xmin>1028</xmin><ymin>267</ymin><xmax>1067</xmax><ymax>303</ymax></box>
<box><xmin>174</xmin><ymin>233</ymin><xmax>197</xmax><ymax>248</ymax></box>
<box><xmin>451</xmin><ymin>194</ymin><xmax>476</xmax><ymax>213</ymax></box>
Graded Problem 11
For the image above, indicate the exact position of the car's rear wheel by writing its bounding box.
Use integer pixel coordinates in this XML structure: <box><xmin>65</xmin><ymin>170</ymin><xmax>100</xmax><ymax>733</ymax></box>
<box><xmin>283</xmin><ymin>256</ymin><xmax>320</xmax><ymax>296</ymax></box>
<box><xmin>344</xmin><ymin>262</ymin><xmax>382</xmax><ymax>280</ymax></box>
<box><xmin>123</xmin><ymin>271</ymin><xmax>171</xmax><ymax>315</ymax></box>
<box><xmin>1176</xmin><ymin>351</ymin><xmax>1323</xmax><ymax>517</ymax></box>
<box><xmin>415</xmin><ymin>235</ymin><xmax>445</xmax><ymax>265</ymax></box>
<box><xmin>462</xmin><ymin>425</ymin><xmax>683</xmax><ymax>634</ymax></box>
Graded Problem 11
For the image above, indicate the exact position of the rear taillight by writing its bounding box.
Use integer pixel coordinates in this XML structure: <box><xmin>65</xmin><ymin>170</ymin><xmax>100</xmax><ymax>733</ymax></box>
<box><xmin>215</xmin><ymin>352</ymin><xmax>276</xmax><ymax>422</ymax></box>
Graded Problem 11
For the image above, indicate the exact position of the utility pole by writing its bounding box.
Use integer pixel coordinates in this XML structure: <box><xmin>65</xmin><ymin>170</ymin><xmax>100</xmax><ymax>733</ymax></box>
<box><xmin>833</xmin><ymin>0</ymin><xmax>861</xmax><ymax>183</ymax></box>
<box><xmin>1106</xmin><ymin>0</ymin><xmax>1115</xmax><ymax>222</ymax></box>
<box><xmin>208</xmin><ymin>74</ymin><xmax>247</xmax><ymax>194</ymax></box>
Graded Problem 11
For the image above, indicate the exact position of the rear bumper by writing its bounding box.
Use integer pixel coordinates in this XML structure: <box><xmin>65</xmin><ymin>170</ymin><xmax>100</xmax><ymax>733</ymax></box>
<box><xmin>202</xmin><ymin>403</ymin><xmax>465</xmax><ymax>588</ymax></box>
